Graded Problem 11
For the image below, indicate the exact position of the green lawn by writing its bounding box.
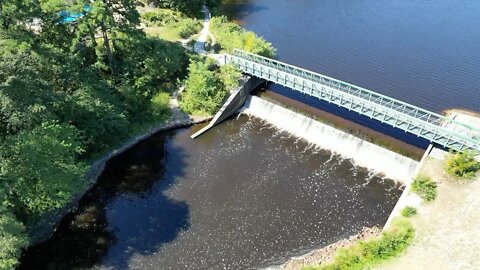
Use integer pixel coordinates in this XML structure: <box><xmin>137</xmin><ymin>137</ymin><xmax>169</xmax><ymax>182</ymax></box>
<box><xmin>144</xmin><ymin>26</ymin><xmax>182</xmax><ymax>42</ymax></box>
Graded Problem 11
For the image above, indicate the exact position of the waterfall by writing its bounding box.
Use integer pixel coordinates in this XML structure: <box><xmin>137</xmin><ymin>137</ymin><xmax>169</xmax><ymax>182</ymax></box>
<box><xmin>241</xmin><ymin>96</ymin><xmax>419</xmax><ymax>182</ymax></box>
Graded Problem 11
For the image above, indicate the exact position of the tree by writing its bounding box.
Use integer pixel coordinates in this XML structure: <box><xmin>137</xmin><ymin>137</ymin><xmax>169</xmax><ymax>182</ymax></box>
<box><xmin>0</xmin><ymin>122</ymin><xmax>87</xmax><ymax>221</ymax></box>
<box><xmin>218</xmin><ymin>64</ymin><xmax>241</xmax><ymax>90</ymax></box>
<box><xmin>0</xmin><ymin>40</ymin><xmax>59</xmax><ymax>136</ymax></box>
<box><xmin>0</xmin><ymin>192</ymin><xmax>29</xmax><ymax>270</ymax></box>
<box><xmin>180</xmin><ymin>59</ymin><xmax>224</xmax><ymax>116</ymax></box>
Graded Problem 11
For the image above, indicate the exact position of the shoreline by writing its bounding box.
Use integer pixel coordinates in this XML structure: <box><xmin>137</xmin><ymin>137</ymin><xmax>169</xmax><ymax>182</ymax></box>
<box><xmin>28</xmin><ymin>115</ymin><xmax>212</xmax><ymax>244</ymax></box>
<box><xmin>268</xmin><ymin>226</ymin><xmax>381</xmax><ymax>270</ymax></box>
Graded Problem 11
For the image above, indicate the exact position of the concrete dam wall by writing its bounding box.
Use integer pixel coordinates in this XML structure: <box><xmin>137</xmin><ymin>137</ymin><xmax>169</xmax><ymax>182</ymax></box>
<box><xmin>241</xmin><ymin>96</ymin><xmax>419</xmax><ymax>182</ymax></box>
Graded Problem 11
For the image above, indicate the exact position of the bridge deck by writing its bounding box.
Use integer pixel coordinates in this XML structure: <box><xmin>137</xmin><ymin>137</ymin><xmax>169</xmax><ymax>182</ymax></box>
<box><xmin>226</xmin><ymin>49</ymin><xmax>480</xmax><ymax>153</ymax></box>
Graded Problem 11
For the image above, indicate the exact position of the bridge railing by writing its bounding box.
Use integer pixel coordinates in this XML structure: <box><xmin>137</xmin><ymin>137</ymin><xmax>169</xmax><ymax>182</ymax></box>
<box><xmin>229</xmin><ymin>49</ymin><xmax>480</xmax><ymax>147</ymax></box>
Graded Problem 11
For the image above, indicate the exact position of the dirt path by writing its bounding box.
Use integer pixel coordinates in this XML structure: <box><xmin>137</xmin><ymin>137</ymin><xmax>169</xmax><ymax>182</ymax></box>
<box><xmin>377</xmin><ymin>158</ymin><xmax>480</xmax><ymax>270</ymax></box>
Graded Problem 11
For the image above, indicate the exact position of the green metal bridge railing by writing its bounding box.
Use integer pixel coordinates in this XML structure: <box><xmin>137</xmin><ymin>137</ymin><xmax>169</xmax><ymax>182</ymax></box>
<box><xmin>226</xmin><ymin>49</ymin><xmax>480</xmax><ymax>153</ymax></box>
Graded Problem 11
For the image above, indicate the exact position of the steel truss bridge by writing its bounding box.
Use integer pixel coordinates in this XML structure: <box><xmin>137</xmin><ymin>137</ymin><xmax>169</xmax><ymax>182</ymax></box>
<box><xmin>226</xmin><ymin>49</ymin><xmax>480</xmax><ymax>153</ymax></box>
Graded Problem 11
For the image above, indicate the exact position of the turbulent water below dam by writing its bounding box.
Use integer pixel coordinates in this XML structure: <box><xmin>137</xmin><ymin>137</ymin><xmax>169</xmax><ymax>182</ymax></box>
<box><xmin>21</xmin><ymin>115</ymin><xmax>402</xmax><ymax>270</ymax></box>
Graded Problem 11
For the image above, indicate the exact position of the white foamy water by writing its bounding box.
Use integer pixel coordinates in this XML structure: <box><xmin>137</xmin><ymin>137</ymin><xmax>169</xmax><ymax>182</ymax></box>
<box><xmin>241</xmin><ymin>96</ymin><xmax>419</xmax><ymax>182</ymax></box>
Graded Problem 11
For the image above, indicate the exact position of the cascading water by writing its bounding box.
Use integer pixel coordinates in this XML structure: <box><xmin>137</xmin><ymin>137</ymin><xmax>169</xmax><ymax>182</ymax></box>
<box><xmin>241</xmin><ymin>96</ymin><xmax>419</xmax><ymax>182</ymax></box>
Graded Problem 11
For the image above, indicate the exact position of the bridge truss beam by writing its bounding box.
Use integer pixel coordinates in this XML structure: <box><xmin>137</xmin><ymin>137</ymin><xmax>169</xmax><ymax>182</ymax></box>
<box><xmin>226</xmin><ymin>49</ymin><xmax>480</xmax><ymax>153</ymax></box>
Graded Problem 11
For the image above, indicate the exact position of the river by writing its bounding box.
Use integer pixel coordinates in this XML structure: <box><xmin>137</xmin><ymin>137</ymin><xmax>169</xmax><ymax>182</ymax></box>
<box><xmin>20</xmin><ymin>0</ymin><xmax>479</xmax><ymax>269</ymax></box>
<box><xmin>20</xmin><ymin>116</ymin><xmax>400</xmax><ymax>269</ymax></box>
<box><xmin>228</xmin><ymin>0</ymin><xmax>480</xmax><ymax>113</ymax></box>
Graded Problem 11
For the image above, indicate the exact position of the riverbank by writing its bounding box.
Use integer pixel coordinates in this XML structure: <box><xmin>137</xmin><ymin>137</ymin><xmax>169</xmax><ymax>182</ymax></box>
<box><xmin>28</xmin><ymin>89</ymin><xmax>212</xmax><ymax>244</ymax></box>
<box><xmin>378</xmin><ymin>157</ymin><xmax>480</xmax><ymax>269</ymax></box>
<box><xmin>272</xmin><ymin>227</ymin><xmax>381</xmax><ymax>270</ymax></box>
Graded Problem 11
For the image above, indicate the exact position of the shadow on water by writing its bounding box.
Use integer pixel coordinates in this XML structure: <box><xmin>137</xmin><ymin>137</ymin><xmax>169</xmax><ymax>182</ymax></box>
<box><xmin>20</xmin><ymin>130</ymin><xmax>190</xmax><ymax>270</ymax></box>
<box><xmin>219</xmin><ymin>0</ymin><xmax>268</xmax><ymax>21</ymax></box>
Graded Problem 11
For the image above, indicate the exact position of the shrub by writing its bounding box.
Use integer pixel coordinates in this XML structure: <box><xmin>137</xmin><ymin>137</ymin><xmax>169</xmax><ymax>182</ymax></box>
<box><xmin>210</xmin><ymin>16</ymin><xmax>276</xmax><ymax>58</ymax></box>
<box><xmin>176</xmin><ymin>18</ymin><xmax>202</xmax><ymax>39</ymax></box>
<box><xmin>411</xmin><ymin>175</ymin><xmax>437</xmax><ymax>201</ymax></box>
<box><xmin>180</xmin><ymin>58</ymin><xmax>224</xmax><ymax>116</ymax></box>
<box><xmin>141</xmin><ymin>9</ymin><xmax>186</xmax><ymax>27</ymax></box>
<box><xmin>180</xmin><ymin>59</ymin><xmax>241</xmax><ymax>116</ymax></box>
<box><xmin>303</xmin><ymin>219</ymin><xmax>414</xmax><ymax>270</ymax></box>
<box><xmin>445</xmin><ymin>150</ymin><xmax>480</xmax><ymax>179</ymax></box>
<box><xmin>401</xmin><ymin>206</ymin><xmax>417</xmax><ymax>217</ymax></box>
<box><xmin>151</xmin><ymin>92</ymin><xmax>171</xmax><ymax>120</ymax></box>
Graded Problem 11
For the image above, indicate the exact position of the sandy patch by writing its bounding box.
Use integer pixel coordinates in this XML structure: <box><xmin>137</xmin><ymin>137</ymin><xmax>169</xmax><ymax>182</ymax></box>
<box><xmin>377</xmin><ymin>158</ymin><xmax>480</xmax><ymax>270</ymax></box>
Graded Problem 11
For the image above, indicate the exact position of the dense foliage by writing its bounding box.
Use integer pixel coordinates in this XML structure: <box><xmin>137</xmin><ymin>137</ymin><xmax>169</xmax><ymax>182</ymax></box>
<box><xmin>411</xmin><ymin>175</ymin><xmax>437</xmax><ymax>201</ymax></box>
<box><xmin>180</xmin><ymin>58</ymin><xmax>241</xmax><ymax>116</ymax></box>
<box><xmin>0</xmin><ymin>0</ymin><xmax>191</xmax><ymax>267</ymax></box>
<box><xmin>210</xmin><ymin>16</ymin><xmax>276</xmax><ymax>57</ymax></box>
<box><xmin>445</xmin><ymin>150</ymin><xmax>480</xmax><ymax>179</ymax></box>
<box><xmin>303</xmin><ymin>219</ymin><xmax>415</xmax><ymax>270</ymax></box>
<box><xmin>0</xmin><ymin>204</ymin><xmax>29</xmax><ymax>270</ymax></box>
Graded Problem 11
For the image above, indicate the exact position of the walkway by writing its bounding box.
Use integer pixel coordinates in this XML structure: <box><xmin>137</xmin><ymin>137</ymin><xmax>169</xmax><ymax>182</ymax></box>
<box><xmin>194</xmin><ymin>5</ymin><xmax>211</xmax><ymax>55</ymax></box>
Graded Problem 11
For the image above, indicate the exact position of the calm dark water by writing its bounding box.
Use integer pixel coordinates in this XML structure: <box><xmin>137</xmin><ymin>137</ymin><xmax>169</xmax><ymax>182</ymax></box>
<box><xmin>20</xmin><ymin>116</ymin><xmax>401</xmax><ymax>269</ymax></box>
<box><xmin>231</xmin><ymin>0</ymin><xmax>480</xmax><ymax>113</ymax></box>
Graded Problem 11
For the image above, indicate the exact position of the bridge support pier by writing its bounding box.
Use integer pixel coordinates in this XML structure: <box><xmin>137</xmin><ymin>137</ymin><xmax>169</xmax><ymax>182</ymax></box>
<box><xmin>191</xmin><ymin>76</ymin><xmax>265</xmax><ymax>139</ymax></box>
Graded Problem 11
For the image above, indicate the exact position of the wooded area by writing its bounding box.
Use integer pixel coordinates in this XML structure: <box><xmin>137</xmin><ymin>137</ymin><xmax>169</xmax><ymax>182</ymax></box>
<box><xmin>0</xmin><ymin>1</ymin><xmax>203</xmax><ymax>268</ymax></box>
<box><xmin>0</xmin><ymin>0</ymin><xmax>277</xmax><ymax>268</ymax></box>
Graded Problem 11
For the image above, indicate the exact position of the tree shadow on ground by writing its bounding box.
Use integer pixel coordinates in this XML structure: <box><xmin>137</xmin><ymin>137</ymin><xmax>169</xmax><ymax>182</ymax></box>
<box><xmin>20</xmin><ymin>129</ymin><xmax>191</xmax><ymax>270</ymax></box>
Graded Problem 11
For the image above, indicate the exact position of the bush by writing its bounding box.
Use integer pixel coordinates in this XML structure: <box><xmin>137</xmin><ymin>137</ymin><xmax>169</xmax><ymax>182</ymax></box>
<box><xmin>411</xmin><ymin>175</ymin><xmax>437</xmax><ymax>201</ymax></box>
<box><xmin>141</xmin><ymin>9</ymin><xmax>186</xmax><ymax>27</ymax></box>
<box><xmin>401</xmin><ymin>206</ymin><xmax>417</xmax><ymax>217</ymax></box>
<box><xmin>176</xmin><ymin>18</ymin><xmax>203</xmax><ymax>39</ymax></box>
<box><xmin>445</xmin><ymin>150</ymin><xmax>480</xmax><ymax>179</ymax></box>
<box><xmin>180</xmin><ymin>58</ymin><xmax>224</xmax><ymax>116</ymax></box>
<box><xmin>303</xmin><ymin>219</ymin><xmax>414</xmax><ymax>270</ymax></box>
<box><xmin>210</xmin><ymin>16</ymin><xmax>276</xmax><ymax>58</ymax></box>
<box><xmin>180</xmin><ymin>59</ymin><xmax>241</xmax><ymax>116</ymax></box>
<box><xmin>151</xmin><ymin>92</ymin><xmax>171</xmax><ymax>120</ymax></box>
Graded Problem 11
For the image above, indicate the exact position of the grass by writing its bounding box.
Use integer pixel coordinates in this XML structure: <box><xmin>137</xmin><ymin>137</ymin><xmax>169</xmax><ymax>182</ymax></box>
<box><xmin>401</xmin><ymin>206</ymin><xmax>417</xmax><ymax>217</ymax></box>
<box><xmin>141</xmin><ymin>8</ymin><xmax>202</xmax><ymax>42</ymax></box>
<box><xmin>302</xmin><ymin>219</ymin><xmax>415</xmax><ymax>270</ymax></box>
<box><xmin>411</xmin><ymin>174</ymin><xmax>437</xmax><ymax>202</ymax></box>
<box><xmin>144</xmin><ymin>26</ymin><xmax>182</xmax><ymax>42</ymax></box>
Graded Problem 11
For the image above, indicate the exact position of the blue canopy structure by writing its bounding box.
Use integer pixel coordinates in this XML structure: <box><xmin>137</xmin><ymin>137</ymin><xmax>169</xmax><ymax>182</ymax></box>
<box><xmin>59</xmin><ymin>5</ymin><xmax>90</xmax><ymax>23</ymax></box>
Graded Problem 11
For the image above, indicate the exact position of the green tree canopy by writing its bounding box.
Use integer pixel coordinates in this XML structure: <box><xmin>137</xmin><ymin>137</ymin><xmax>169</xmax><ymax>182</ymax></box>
<box><xmin>0</xmin><ymin>122</ymin><xmax>87</xmax><ymax>221</ymax></box>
